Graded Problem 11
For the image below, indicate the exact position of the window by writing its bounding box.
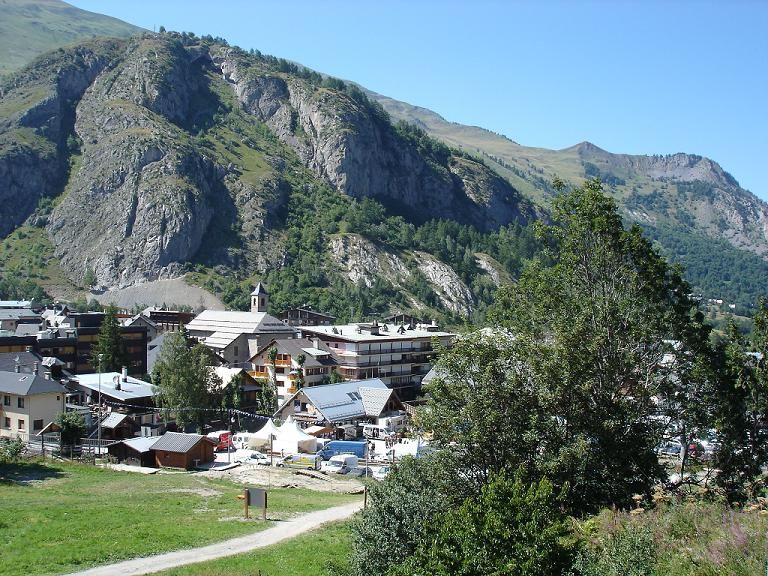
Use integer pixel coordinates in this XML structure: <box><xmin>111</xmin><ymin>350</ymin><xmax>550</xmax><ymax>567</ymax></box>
<box><xmin>3</xmin><ymin>395</ymin><xmax>9</xmax><ymax>406</ymax></box>
<box><xmin>3</xmin><ymin>417</ymin><xmax>9</xmax><ymax>428</ymax></box>
<box><xmin>33</xmin><ymin>419</ymin><xmax>43</xmax><ymax>431</ymax></box>
<box><xmin>17</xmin><ymin>397</ymin><xmax>24</xmax><ymax>409</ymax></box>
<box><xmin>18</xmin><ymin>419</ymin><xmax>25</xmax><ymax>431</ymax></box>
<box><xmin>233</xmin><ymin>345</ymin><xmax>239</xmax><ymax>358</ymax></box>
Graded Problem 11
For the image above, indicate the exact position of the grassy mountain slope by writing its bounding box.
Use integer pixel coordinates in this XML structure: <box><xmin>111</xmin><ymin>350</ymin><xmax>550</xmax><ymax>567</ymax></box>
<box><xmin>0</xmin><ymin>32</ymin><xmax>538</xmax><ymax>325</ymax></box>
<box><xmin>371</xmin><ymin>91</ymin><xmax>768</xmax><ymax>308</ymax></box>
<box><xmin>0</xmin><ymin>0</ymin><xmax>143</xmax><ymax>76</ymax></box>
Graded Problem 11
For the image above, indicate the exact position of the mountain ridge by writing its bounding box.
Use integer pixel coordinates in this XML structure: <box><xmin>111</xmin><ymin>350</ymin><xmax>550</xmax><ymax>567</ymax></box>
<box><xmin>0</xmin><ymin>1</ymin><xmax>766</xmax><ymax>314</ymax></box>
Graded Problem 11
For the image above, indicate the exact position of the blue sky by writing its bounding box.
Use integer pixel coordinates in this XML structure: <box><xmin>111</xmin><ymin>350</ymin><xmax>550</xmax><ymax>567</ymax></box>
<box><xmin>70</xmin><ymin>0</ymin><xmax>767</xmax><ymax>200</ymax></box>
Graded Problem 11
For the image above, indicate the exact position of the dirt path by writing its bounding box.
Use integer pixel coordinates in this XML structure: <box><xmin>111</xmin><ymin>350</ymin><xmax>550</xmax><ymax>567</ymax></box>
<box><xmin>65</xmin><ymin>500</ymin><xmax>364</xmax><ymax>576</ymax></box>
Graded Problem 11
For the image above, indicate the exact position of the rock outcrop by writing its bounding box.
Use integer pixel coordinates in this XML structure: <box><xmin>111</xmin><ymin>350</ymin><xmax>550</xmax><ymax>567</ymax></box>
<box><xmin>0</xmin><ymin>35</ymin><xmax>541</xmax><ymax>293</ymax></box>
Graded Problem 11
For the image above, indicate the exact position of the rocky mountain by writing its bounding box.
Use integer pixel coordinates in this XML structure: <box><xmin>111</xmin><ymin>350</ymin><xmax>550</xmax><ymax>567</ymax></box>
<box><xmin>1</xmin><ymin>1</ymin><xmax>766</xmax><ymax>315</ymax></box>
<box><xmin>0</xmin><ymin>32</ymin><xmax>537</xmax><ymax>321</ymax></box>
<box><xmin>370</xmin><ymin>92</ymin><xmax>768</xmax><ymax>307</ymax></box>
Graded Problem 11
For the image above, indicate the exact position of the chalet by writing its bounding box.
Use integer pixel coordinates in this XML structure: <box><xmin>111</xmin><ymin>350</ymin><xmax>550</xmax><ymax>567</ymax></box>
<box><xmin>0</xmin><ymin>308</ymin><xmax>40</xmax><ymax>332</ymax></box>
<box><xmin>249</xmin><ymin>338</ymin><xmax>337</xmax><ymax>402</ymax></box>
<box><xmin>274</xmin><ymin>378</ymin><xmax>404</xmax><ymax>428</ymax></box>
<box><xmin>213</xmin><ymin>366</ymin><xmax>262</xmax><ymax>411</ymax></box>
<box><xmin>151</xmin><ymin>432</ymin><xmax>216</xmax><ymax>470</ymax></box>
<box><xmin>107</xmin><ymin>436</ymin><xmax>157</xmax><ymax>468</ymax></box>
<box><xmin>97</xmin><ymin>412</ymin><xmax>135</xmax><ymax>441</ymax></box>
<box><xmin>0</xmin><ymin>369</ymin><xmax>66</xmax><ymax>442</ymax></box>
<box><xmin>279</xmin><ymin>307</ymin><xmax>336</xmax><ymax>327</ymax></box>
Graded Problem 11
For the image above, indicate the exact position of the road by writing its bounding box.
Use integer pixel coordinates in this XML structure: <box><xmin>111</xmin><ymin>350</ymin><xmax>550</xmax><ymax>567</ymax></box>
<box><xmin>65</xmin><ymin>500</ymin><xmax>364</xmax><ymax>576</ymax></box>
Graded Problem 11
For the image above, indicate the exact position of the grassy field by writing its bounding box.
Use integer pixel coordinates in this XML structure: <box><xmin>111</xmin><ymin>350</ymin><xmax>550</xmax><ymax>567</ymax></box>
<box><xmin>0</xmin><ymin>460</ymin><xmax>361</xmax><ymax>576</ymax></box>
<box><xmin>158</xmin><ymin>521</ymin><xmax>352</xmax><ymax>576</ymax></box>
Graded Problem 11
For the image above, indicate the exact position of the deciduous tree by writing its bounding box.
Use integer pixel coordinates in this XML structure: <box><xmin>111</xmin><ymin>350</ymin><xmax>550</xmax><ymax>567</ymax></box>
<box><xmin>152</xmin><ymin>331</ymin><xmax>219</xmax><ymax>432</ymax></box>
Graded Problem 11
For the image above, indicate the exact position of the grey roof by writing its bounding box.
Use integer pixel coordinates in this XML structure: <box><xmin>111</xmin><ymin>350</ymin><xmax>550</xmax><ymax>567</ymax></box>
<box><xmin>251</xmin><ymin>282</ymin><xmax>268</xmax><ymax>295</ymax></box>
<box><xmin>151</xmin><ymin>432</ymin><xmax>215</xmax><ymax>453</ymax></box>
<box><xmin>186</xmin><ymin>310</ymin><xmax>296</xmax><ymax>349</ymax></box>
<box><xmin>360</xmin><ymin>386</ymin><xmax>394</xmax><ymax>417</ymax></box>
<box><xmin>0</xmin><ymin>351</ymin><xmax>43</xmax><ymax>374</ymax></box>
<box><xmin>122</xmin><ymin>436</ymin><xmax>159</xmax><ymax>454</ymax></box>
<box><xmin>124</xmin><ymin>314</ymin><xmax>158</xmax><ymax>329</ymax></box>
<box><xmin>250</xmin><ymin>338</ymin><xmax>335</xmax><ymax>368</ymax></box>
<box><xmin>0</xmin><ymin>370</ymin><xmax>65</xmax><ymax>396</ymax></box>
<box><xmin>0</xmin><ymin>300</ymin><xmax>33</xmax><ymax>309</ymax></box>
<box><xmin>72</xmin><ymin>373</ymin><xmax>156</xmax><ymax>402</ymax></box>
<box><xmin>14</xmin><ymin>323</ymin><xmax>43</xmax><ymax>336</ymax></box>
<box><xmin>290</xmin><ymin>378</ymin><xmax>390</xmax><ymax>422</ymax></box>
<box><xmin>299</xmin><ymin>323</ymin><xmax>455</xmax><ymax>343</ymax></box>
<box><xmin>146</xmin><ymin>333</ymin><xmax>166</xmax><ymax>374</ymax></box>
<box><xmin>100</xmin><ymin>412</ymin><xmax>131</xmax><ymax>429</ymax></box>
<box><xmin>0</xmin><ymin>308</ymin><xmax>40</xmax><ymax>321</ymax></box>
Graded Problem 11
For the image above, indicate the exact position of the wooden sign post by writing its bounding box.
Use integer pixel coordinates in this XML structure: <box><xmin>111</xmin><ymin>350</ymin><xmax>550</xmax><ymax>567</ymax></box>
<box><xmin>245</xmin><ymin>487</ymin><xmax>268</xmax><ymax>520</ymax></box>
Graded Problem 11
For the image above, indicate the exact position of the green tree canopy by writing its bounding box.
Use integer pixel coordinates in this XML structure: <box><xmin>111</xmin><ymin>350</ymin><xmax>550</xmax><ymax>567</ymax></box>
<box><xmin>423</xmin><ymin>180</ymin><xmax>711</xmax><ymax>514</ymax></box>
<box><xmin>152</xmin><ymin>331</ymin><xmax>221</xmax><ymax>432</ymax></box>
<box><xmin>55</xmin><ymin>411</ymin><xmax>86</xmax><ymax>446</ymax></box>
<box><xmin>91</xmin><ymin>304</ymin><xmax>124</xmax><ymax>372</ymax></box>
<box><xmin>389</xmin><ymin>471</ymin><xmax>577</xmax><ymax>576</ymax></box>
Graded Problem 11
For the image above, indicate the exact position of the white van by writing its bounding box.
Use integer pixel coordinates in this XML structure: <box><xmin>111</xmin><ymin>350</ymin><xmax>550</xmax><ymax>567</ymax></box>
<box><xmin>232</xmin><ymin>433</ymin><xmax>259</xmax><ymax>450</ymax></box>
<box><xmin>321</xmin><ymin>454</ymin><xmax>359</xmax><ymax>474</ymax></box>
<box><xmin>362</xmin><ymin>424</ymin><xmax>393</xmax><ymax>440</ymax></box>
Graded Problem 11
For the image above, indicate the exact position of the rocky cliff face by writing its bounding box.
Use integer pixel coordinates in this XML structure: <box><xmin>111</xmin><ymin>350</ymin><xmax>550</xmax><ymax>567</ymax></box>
<box><xmin>215</xmin><ymin>48</ymin><xmax>537</xmax><ymax>231</ymax></box>
<box><xmin>571</xmin><ymin>142</ymin><xmax>768</xmax><ymax>257</ymax></box>
<box><xmin>0</xmin><ymin>40</ymin><xmax>121</xmax><ymax>237</ymax></box>
<box><xmin>0</xmin><ymin>34</ymin><xmax>537</xmax><ymax>309</ymax></box>
<box><xmin>328</xmin><ymin>234</ymin><xmax>478</xmax><ymax>316</ymax></box>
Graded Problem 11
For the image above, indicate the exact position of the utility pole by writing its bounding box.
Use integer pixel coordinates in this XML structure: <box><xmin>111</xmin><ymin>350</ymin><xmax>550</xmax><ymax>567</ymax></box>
<box><xmin>97</xmin><ymin>353</ymin><xmax>103</xmax><ymax>459</ymax></box>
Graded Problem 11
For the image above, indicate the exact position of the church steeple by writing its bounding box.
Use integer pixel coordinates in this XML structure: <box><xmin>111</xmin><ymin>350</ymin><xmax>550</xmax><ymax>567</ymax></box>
<box><xmin>251</xmin><ymin>283</ymin><xmax>268</xmax><ymax>313</ymax></box>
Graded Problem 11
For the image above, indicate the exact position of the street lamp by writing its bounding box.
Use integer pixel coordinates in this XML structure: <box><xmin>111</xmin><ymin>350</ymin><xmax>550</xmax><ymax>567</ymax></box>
<box><xmin>97</xmin><ymin>353</ymin><xmax>103</xmax><ymax>459</ymax></box>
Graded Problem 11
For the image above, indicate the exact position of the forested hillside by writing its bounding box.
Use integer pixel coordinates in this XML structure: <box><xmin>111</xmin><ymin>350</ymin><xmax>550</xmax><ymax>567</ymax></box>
<box><xmin>0</xmin><ymin>31</ymin><xmax>538</xmax><ymax>324</ymax></box>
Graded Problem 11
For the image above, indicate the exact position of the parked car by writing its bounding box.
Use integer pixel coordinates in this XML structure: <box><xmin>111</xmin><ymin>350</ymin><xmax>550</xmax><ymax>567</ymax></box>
<box><xmin>321</xmin><ymin>454</ymin><xmax>359</xmax><ymax>474</ymax></box>
<box><xmin>372</xmin><ymin>465</ymin><xmax>391</xmax><ymax>481</ymax></box>
<box><xmin>236</xmin><ymin>450</ymin><xmax>270</xmax><ymax>465</ymax></box>
<box><xmin>348</xmin><ymin>466</ymin><xmax>374</xmax><ymax>478</ymax></box>
<box><xmin>277</xmin><ymin>453</ymin><xmax>322</xmax><ymax>470</ymax></box>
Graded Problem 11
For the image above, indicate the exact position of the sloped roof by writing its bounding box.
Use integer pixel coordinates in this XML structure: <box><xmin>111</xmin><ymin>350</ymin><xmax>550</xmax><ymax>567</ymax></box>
<box><xmin>360</xmin><ymin>386</ymin><xmax>395</xmax><ymax>417</ymax></box>
<box><xmin>249</xmin><ymin>338</ymin><xmax>335</xmax><ymax>368</ymax></box>
<box><xmin>0</xmin><ymin>370</ymin><xmax>65</xmax><ymax>396</ymax></box>
<box><xmin>100</xmin><ymin>412</ymin><xmax>131</xmax><ymax>429</ymax></box>
<box><xmin>72</xmin><ymin>372</ymin><xmax>156</xmax><ymax>402</ymax></box>
<box><xmin>151</xmin><ymin>432</ymin><xmax>215</xmax><ymax>453</ymax></box>
<box><xmin>0</xmin><ymin>308</ymin><xmax>39</xmax><ymax>321</ymax></box>
<box><xmin>122</xmin><ymin>436</ymin><xmax>159</xmax><ymax>453</ymax></box>
<box><xmin>186</xmin><ymin>310</ymin><xmax>296</xmax><ymax>349</ymax></box>
<box><xmin>0</xmin><ymin>351</ymin><xmax>43</xmax><ymax>374</ymax></box>
<box><xmin>292</xmin><ymin>378</ymin><xmax>390</xmax><ymax>422</ymax></box>
<box><xmin>251</xmin><ymin>283</ymin><xmax>268</xmax><ymax>295</ymax></box>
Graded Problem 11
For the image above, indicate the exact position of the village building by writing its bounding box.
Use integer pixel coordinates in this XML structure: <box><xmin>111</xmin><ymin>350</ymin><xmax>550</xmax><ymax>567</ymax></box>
<box><xmin>279</xmin><ymin>307</ymin><xmax>336</xmax><ymax>327</ymax></box>
<box><xmin>107</xmin><ymin>432</ymin><xmax>217</xmax><ymax>469</ymax></box>
<box><xmin>185</xmin><ymin>284</ymin><xmax>297</xmax><ymax>365</ymax></box>
<box><xmin>274</xmin><ymin>378</ymin><xmax>404</xmax><ymax>429</ymax></box>
<box><xmin>249</xmin><ymin>337</ymin><xmax>337</xmax><ymax>402</ymax></box>
<box><xmin>0</xmin><ymin>369</ymin><xmax>66</xmax><ymax>442</ymax></box>
<box><xmin>66</xmin><ymin>369</ymin><xmax>159</xmax><ymax>429</ymax></box>
<box><xmin>212</xmin><ymin>366</ymin><xmax>263</xmax><ymax>412</ymax></box>
<box><xmin>297</xmin><ymin>321</ymin><xmax>455</xmax><ymax>400</ymax></box>
<box><xmin>150</xmin><ymin>432</ymin><xmax>216</xmax><ymax>470</ymax></box>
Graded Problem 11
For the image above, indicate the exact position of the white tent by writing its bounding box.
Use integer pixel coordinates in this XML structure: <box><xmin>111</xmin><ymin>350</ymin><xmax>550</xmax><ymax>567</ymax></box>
<box><xmin>273</xmin><ymin>418</ymin><xmax>317</xmax><ymax>455</ymax></box>
<box><xmin>247</xmin><ymin>419</ymin><xmax>280</xmax><ymax>450</ymax></box>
